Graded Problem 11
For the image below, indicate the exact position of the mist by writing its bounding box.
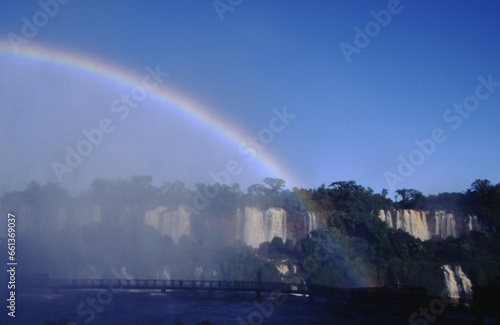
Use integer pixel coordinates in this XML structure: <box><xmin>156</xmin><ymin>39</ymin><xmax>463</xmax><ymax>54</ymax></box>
<box><xmin>0</xmin><ymin>177</ymin><xmax>316</xmax><ymax>283</ymax></box>
<box><xmin>2</xmin><ymin>2</ymin><xmax>500</xmax><ymax>323</ymax></box>
<box><xmin>0</xmin><ymin>56</ymin><xmax>278</xmax><ymax>197</ymax></box>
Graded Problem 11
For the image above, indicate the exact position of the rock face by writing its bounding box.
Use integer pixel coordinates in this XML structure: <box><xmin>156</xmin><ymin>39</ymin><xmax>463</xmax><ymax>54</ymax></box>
<box><xmin>378</xmin><ymin>209</ymin><xmax>480</xmax><ymax>240</ymax></box>
<box><xmin>0</xmin><ymin>202</ymin><xmax>102</xmax><ymax>235</ymax></box>
<box><xmin>236</xmin><ymin>207</ymin><xmax>287</xmax><ymax>248</ymax></box>
<box><xmin>144</xmin><ymin>206</ymin><xmax>190</xmax><ymax>244</ymax></box>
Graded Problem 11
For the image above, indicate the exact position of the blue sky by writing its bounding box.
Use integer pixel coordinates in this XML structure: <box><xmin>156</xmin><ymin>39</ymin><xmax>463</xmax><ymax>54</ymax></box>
<box><xmin>1</xmin><ymin>0</ymin><xmax>500</xmax><ymax>197</ymax></box>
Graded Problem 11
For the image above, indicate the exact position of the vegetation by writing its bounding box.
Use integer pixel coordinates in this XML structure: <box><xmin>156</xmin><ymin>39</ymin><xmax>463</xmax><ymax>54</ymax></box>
<box><xmin>1</xmin><ymin>177</ymin><xmax>499</xmax><ymax>296</ymax></box>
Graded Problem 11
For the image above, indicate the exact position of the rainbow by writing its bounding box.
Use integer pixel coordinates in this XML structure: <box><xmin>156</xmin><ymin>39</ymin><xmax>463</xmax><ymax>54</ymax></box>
<box><xmin>1</xmin><ymin>41</ymin><xmax>380</xmax><ymax>288</ymax></box>
<box><xmin>0</xmin><ymin>40</ymin><xmax>303</xmax><ymax>189</ymax></box>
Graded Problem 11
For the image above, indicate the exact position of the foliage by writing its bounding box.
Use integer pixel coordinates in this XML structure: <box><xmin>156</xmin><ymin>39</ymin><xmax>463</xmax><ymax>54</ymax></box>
<box><xmin>2</xmin><ymin>176</ymin><xmax>499</xmax><ymax>295</ymax></box>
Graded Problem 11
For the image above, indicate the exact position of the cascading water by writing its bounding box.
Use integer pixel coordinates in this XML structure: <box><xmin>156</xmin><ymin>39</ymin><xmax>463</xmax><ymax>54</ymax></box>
<box><xmin>265</xmin><ymin>208</ymin><xmax>287</xmax><ymax>243</ymax></box>
<box><xmin>467</xmin><ymin>215</ymin><xmax>480</xmax><ymax>231</ymax></box>
<box><xmin>379</xmin><ymin>209</ymin><xmax>393</xmax><ymax>228</ymax></box>
<box><xmin>237</xmin><ymin>207</ymin><xmax>265</xmax><ymax>248</ymax></box>
<box><xmin>442</xmin><ymin>264</ymin><xmax>460</xmax><ymax>300</ymax></box>
<box><xmin>455</xmin><ymin>266</ymin><xmax>473</xmax><ymax>300</ymax></box>
<box><xmin>144</xmin><ymin>206</ymin><xmax>191</xmax><ymax>244</ymax></box>
<box><xmin>308</xmin><ymin>212</ymin><xmax>318</xmax><ymax>233</ymax></box>
<box><xmin>236</xmin><ymin>207</ymin><xmax>287</xmax><ymax>248</ymax></box>
<box><xmin>156</xmin><ymin>266</ymin><xmax>171</xmax><ymax>280</ymax></box>
<box><xmin>441</xmin><ymin>264</ymin><xmax>473</xmax><ymax>301</ymax></box>
<box><xmin>386</xmin><ymin>210</ymin><xmax>430</xmax><ymax>240</ymax></box>
<box><xmin>378</xmin><ymin>210</ymin><xmax>479</xmax><ymax>241</ymax></box>
<box><xmin>434</xmin><ymin>211</ymin><xmax>456</xmax><ymax>239</ymax></box>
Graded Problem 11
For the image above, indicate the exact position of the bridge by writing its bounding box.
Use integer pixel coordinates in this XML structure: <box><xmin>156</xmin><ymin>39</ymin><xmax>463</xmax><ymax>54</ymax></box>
<box><xmin>31</xmin><ymin>278</ymin><xmax>310</xmax><ymax>299</ymax></box>
<box><xmin>27</xmin><ymin>278</ymin><xmax>433</xmax><ymax>305</ymax></box>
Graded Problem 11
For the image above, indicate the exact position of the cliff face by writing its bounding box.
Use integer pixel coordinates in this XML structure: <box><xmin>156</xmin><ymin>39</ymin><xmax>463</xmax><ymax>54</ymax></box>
<box><xmin>0</xmin><ymin>202</ymin><xmax>101</xmax><ymax>236</ymax></box>
<box><xmin>142</xmin><ymin>206</ymin><xmax>318</xmax><ymax>249</ymax></box>
<box><xmin>0</xmin><ymin>200</ymin><xmax>317</xmax><ymax>249</ymax></box>
<box><xmin>378</xmin><ymin>209</ymin><xmax>481</xmax><ymax>240</ymax></box>
<box><xmin>144</xmin><ymin>206</ymin><xmax>190</xmax><ymax>244</ymax></box>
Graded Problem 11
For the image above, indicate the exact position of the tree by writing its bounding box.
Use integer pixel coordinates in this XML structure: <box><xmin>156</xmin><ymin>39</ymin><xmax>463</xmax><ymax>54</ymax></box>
<box><xmin>395</xmin><ymin>189</ymin><xmax>425</xmax><ymax>209</ymax></box>
<box><xmin>466</xmin><ymin>179</ymin><xmax>500</xmax><ymax>231</ymax></box>
<box><xmin>263</xmin><ymin>178</ymin><xmax>286</xmax><ymax>192</ymax></box>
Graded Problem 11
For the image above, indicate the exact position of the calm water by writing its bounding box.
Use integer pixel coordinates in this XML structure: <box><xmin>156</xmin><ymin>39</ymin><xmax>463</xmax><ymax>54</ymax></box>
<box><xmin>0</xmin><ymin>289</ymin><xmax>494</xmax><ymax>325</ymax></box>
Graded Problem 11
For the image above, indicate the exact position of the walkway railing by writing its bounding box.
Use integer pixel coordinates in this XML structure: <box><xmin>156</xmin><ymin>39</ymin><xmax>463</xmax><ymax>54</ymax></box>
<box><xmin>28</xmin><ymin>278</ymin><xmax>446</xmax><ymax>306</ymax></box>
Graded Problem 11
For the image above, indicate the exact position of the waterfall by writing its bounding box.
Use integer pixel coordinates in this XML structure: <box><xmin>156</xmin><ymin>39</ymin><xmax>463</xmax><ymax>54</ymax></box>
<box><xmin>411</xmin><ymin>210</ymin><xmax>430</xmax><ymax>240</ymax></box>
<box><xmin>308</xmin><ymin>212</ymin><xmax>318</xmax><ymax>233</ymax></box>
<box><xmin>434</xmin><ymin>211</ymin><xmax>457</xmax><ymax>239</ymax></box>
<box><xmin>236</xmin><ymin>207</ymin><xmax>287</xmax><ymax>248</ymax></box>
<box><xmin>390</xmin><ymin>210</ymin><xmax>430</xmax><ymax>241</ymax></box>
<box><xmin>144</xmin><ymin>206</ymin><xmax>191</xmax><ymax>244</ymax></box>
<box><xmin>377</xmin><ymin>210</ymin><xmax>474</xmax><ymax>241</ymax></box>
<box><xmin>74</xmin><ymin>205</ymin><xmax>102</xmax><ymax>226</ymax></box>
<box><xmin>378</xmin><ymin>209</ymin><xmax>393</xmax><ymax>228</ymax></box>
<box><xmin>240</xmin><ymin>207</ymin><xmax>265</xmax><ymax>248</ymax></box>
<box><xmin>467</xmin><ymin>215</ymin><xmax>480</xmax><ymax>231</ymax></box>
<box><xmin>456</xmin><ymin>266</ymin><xmax>473</xmax><ymax>300</ymax></box>
<box><xmin>236</xmin><ymin>208</ymin><xmax>243</xmax><ymax>241</ymax></box>
<box><xmin>265</xmin><ymin>208</ymin><xmax>287</xmax><ymax>243</ymax></box>
<box><xmin>386</xmin><ymin>210</ymin><xmax>393</xmax><ymax>229</ymax></box>
<box><xmin>396</xmin><ymin>210</ymin><xmax>403</xmax><ymax>230</ymax></box>
<box><xmin>156</xmin><ymin>266</ymin><xmax>171</xmax><ymax>280</ymax></box>
<box><xmin>441</xmin><ymin>264</ymin><xmax>473</xmax><ymax>300</ymax></box>
<box><xmin>442</xmin><ymin>264</ymin><xmax>460</xmax><ymax>299</ymax></box>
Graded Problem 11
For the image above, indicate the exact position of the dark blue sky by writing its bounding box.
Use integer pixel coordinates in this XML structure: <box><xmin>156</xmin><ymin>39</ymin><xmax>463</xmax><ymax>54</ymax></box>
<box><xmin>1</xmin><ymin>1</ymin><xmax>500</xmax><ymax>196</ymax></box>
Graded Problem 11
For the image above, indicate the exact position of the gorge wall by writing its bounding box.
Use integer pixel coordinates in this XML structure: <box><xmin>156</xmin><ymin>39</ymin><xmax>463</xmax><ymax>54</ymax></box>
<box><xmin>144</xmin><ymin>206</ymin><xmax>190</xmax><ymax>244</ymax></box>
<box><xmin>143</xmin><ymin>206</ymin><xmax>319</xmax><ymax>249</ymax></box>
<box><xmin>378</xmin><ymin>209</ymin><xmax>481</xmax><ymax>241</ymax></box>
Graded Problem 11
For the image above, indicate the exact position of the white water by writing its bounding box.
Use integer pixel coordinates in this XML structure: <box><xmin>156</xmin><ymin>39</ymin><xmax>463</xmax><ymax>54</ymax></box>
<box><xmin>434</xmin><ymin>211</ymin><xmax>456</xmax><ymax>239</ymax></box>
<box><xmin>378</xmin><ymin>210</ymin><xmax>481</xmax><ymax>241</ymax></box>
<box><xmin>236</xmin><ymin>207</ymin><xmax>287</xmax><ymax>248</ymax></box>
<box><xmin>467</xmin><ymin>215</ymin><xmax>480</xmax><ymax>231</ymax></box>
<box><xmin>382</xmin><ymin>209</ymin><xmax>430</xmax><ymax>240</ymax></box>
<box><xmin>379</xmin><ymin>209</ymin><xmax>393</xmax><ymax>228</ymax></box>
<box><xmin>266</xmin><ymin>208</ymin><xmax>287</xmax><ymax>243</ymax></box>
<box><xmin>455</xmin><ymin>266</ymin><xmax>474</xmax><ymax>300</ymax></box>
<box><xmin>308</xmin><ymin>212</ymin><xmax>318</xmax><ymax>233</ymax></box>
<box><xmin>442</xmin><ymin>264</ymin><xmax>473</xmax><ymax>300</ymax></box>
<box><xmin>403</xmin><ymin>210</ymin><xmax>429</xmax><ymax>240</ymax></box>
<box><xmin>156</xmin><ymin>266</ymin><xmax>171</xmax><ymax>280</ymax></box>
<box><xmin>442</xmin><ymin>264</ymin><xmax>460</xmax><ymax>299</ymax></box>
<box><xmin>144</xmin><ymin>206</ymin><xmax>191</xmax><ymax>244</ymax></box>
